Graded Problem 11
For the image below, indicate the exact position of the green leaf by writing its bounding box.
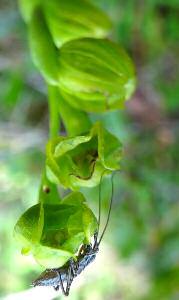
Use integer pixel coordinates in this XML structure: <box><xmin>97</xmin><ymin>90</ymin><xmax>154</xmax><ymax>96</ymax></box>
<box><xmin>33</xmin><ymin>245</ymin><xmax>74</xmax><ymax>268</ymax></box>
<box><xmin>46</xmin><ymin>122</ymin><xmax>122</xmax><ymax>189</ymax></box>
<box><xmin>14</xmin><ymin>192</ymin><xmax>97</xmax><ymax>268</ymax></box>
<box><xmin>58</xmin><ymin>38</ymin><xmax>136</xmax><ymax>112</ymax></box>
<box><xmin>61</xmin><ymin>233</ymin><xmax>85</xmax><ymax>254</ymax></box>
<box><xmin>29</xmin><ymin>8</ymin><xmax>59</xmax><ymax>85</ymax></box>
<box><xmin>42</xmin><ymin>0</ymin><xmax>112</xmax><ymax>48</ymax></box>
<box><xmin>18</xmin><ymin>0</ymin><xmax>41</xmax><ymax>22</ymax></box>
<box><xmin>14</xmin><ymin>204</ymin><xmax>44</xmax><ymax>253</ymax></box>
<box><xmin>65</xmin><ymin>193</ymin><xmax>97</xmax><ymax>243</ymax></box>
<box><xmin>67</xmin><ymin>205</ymin><xmax>97</xmax><ymax>243</ymax></box>
<box><xmin>61</xmin><ymin>191</ymin><xmax>86</xmax><ymax>206</ymax></box>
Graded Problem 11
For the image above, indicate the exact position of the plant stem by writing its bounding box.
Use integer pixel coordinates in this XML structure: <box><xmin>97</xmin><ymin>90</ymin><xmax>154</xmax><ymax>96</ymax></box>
<box><xmin>57</xmin><ymin>89</ymin><xmax>92</xmax><ymax>136</ymax></box>
<box><xmin>38</xmin><ymin>84</ymin><xmax>61</xmax><ymax>204</ymax></box>
<box><xmin>48</xmin><ymin>84</ymin><xmax>60</xmax><ymax>139</ymax></box>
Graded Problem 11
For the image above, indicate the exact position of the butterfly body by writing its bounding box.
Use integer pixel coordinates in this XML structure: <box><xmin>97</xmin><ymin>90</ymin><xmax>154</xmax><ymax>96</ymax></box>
<box><xmin>32</xmin><ymin>238</ymin><xmax>99</xmax><ymax>296</ymax></box>
<box><xmin>32</xmin><ymin>268</ymin><xmax>67</xmax><ymax>288</ymax></box>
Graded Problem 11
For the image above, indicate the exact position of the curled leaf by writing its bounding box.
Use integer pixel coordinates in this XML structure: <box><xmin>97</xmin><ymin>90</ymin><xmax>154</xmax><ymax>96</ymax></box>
<box><xmin>46</xmin><ymin>122</ymin><xmax>122</xmax><ymax>190</ymax></box>
<box><xmin>58</xmin><ymin>38</ymin><xmax>136</xmax><ymax>112</ymax></box>
<box><xmin>14</xmin><ymin>192</ymin><xmax>97</xmax><ymax>268</ymax></box>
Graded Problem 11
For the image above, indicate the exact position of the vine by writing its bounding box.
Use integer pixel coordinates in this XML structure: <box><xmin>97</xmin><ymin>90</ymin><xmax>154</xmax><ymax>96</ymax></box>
<box><xmin>14</xmin><ymin>0</ymin><xmax>136</xmax><ymax>291</ymax></box>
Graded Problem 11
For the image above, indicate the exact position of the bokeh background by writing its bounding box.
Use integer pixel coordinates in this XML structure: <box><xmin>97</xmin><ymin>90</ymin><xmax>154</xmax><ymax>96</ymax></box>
<box><xmin>0</xmin><ymin>0</ymin><xmax>179</xmax><ymax>299</ymax></box>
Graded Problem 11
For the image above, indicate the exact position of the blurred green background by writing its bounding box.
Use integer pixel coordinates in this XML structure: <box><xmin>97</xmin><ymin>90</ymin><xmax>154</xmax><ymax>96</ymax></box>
<box><xmin>0</xmin><ymin>0</ymin><xmax>179</xmax><ymax>299</ymax></box>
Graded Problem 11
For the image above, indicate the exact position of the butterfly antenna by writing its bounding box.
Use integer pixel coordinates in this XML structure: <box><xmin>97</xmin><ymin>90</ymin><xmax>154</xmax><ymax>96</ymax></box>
<box><xmin>98</xmin><ymin>172</ymin><xmax>115</xmax><ymax>245</ymax></box>
<box><xmin>96</xmin><ymin>170</ymin><xmax>106</xmax><ymax>243</ymax></box>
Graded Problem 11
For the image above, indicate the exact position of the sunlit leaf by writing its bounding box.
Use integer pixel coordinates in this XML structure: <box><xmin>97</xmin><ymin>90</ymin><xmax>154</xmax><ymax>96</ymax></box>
<box><xmin>33</xmin><ymin>245</ymin><xmax>74</xmax><ymax>268</ymax></box>
<box><xmin>14</xmin><ymin>203</ymin><xmax>44</xmax><ymax>252</ymax></box>
<box><xmin>14</xmin><ymin>192</ymin><xmax>97</xmax><ymax>268</ymax></box>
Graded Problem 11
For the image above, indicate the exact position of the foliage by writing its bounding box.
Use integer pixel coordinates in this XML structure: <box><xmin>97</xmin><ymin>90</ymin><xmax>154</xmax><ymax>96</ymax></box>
<box><xmin>13</xmin><ymin>0</ymin><xmax>135</xmax><ymax>274</ymax></box>
<box><xmin>0</xmin><ymin>0</ymin><xmax>178</xmax><ymax>299</ymax></box>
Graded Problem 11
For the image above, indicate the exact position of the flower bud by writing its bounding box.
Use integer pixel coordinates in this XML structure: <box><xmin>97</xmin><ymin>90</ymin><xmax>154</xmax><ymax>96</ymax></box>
<box><xmin>42</xmin><ymin>0</ymin><xmax>112</xmax><ymax>47</ymax></box>
<box><xmin>58</xmin><ymin>38</ymin><xmax>136</xmax><ymax>112</ymax></box>
<box><xmin>46</xmin><ymin>122</ymin><xmax>122</xmax><ymax>190</ymax></box>
<box><xmin>14</xmin><ymin>192</ymin><xmax>97</xmax><ymax>268</ymax></box>
<box><xmin>19</xmin><ymin>0</ymin><xmax>111</xmax><ymax>46</ymax></box>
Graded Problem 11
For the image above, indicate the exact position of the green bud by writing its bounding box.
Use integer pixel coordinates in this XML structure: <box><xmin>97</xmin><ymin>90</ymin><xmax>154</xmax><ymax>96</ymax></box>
<box><xmin>14</xmin><ymin>192</ymin><xmax>97</xmax><ymax>268</ymax></box>
<box><xmin>46</xmin><ymin>122</ymin><xmax>122</xmax><ymax>190</ymax></box>
<box><xmin>42</xmin><ymin>0</ymin><xmax>112</xmax><ymax>48</ymax></box>
<box><xmin>58</xmin><ymin>38</ymin><xmax>136</xmax><ymax>112</ymax></box>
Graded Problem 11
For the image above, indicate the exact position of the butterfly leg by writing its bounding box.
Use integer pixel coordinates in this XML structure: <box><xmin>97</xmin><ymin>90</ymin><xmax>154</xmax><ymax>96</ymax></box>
<box><xmin>93</xmin><ymin>232</ymin><xmax>98</xmax><ymax>247</ymax></box>
<box><xmin>69</xmin><ymin>258</ymin><xmax>78</xmax><ymax>276</ymax></box>
<box><xmin>65</xmin><ymin>263</ymin><xmax>74</xmax><ymax>296</ymax></box>
<box><xmin>52</xmin><ymin>269</ymin><xmax>61</xmax><ymax>292</ymax></box>
<box><xmin>58</xmin><ymin>270</ymin><xmax>68</xmax><ymax>296</ymax></box>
